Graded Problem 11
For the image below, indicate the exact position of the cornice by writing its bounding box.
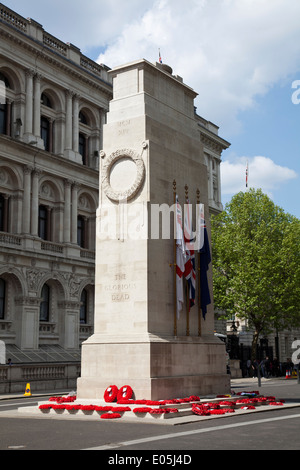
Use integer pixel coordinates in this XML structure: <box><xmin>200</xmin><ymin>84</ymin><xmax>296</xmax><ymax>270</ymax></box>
<box><xmin>0</xmin><ymin>22</ymin><xmax>113</xmax><ymax>99</ymax></box>
<box><xmin>199</xmin><ymin>128</ymin><xmax>230</xmax><ymax>155</ymax></box>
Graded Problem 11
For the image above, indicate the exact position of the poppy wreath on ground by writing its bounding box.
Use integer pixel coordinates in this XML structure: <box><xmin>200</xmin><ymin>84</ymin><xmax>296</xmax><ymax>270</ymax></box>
<box><xmin>100</xmin><ymin>412</ymin><xmax>121</xmax><ymax>419</ymax></box>
<box><xmin>94</xmin><ymin>406</ymin><xmax>112</xmax><ymax>412</ymax></box>
<box><xmin>80</xmin><ymin>405</ymin><xmax>95</xmax><ymax>411</ymax></box>
<box><xmin>104</xmin><ymin>385</ymin><xmax>119</xmax><ymax>403</ymax></box>
<box><xmin>112</xmin><ymin>406</ymin><xmax>131</xmax><ymax>412</ymax></box>
<box><xmin>39</xmin><ymin>404</ymin><xmax>52</xmax><ymax>410</ymax></box>
<box><xmin>117</xmin><ymin>385</ymin><xmax>133</xmax><ymax>402</ymax></box>
<box><xmin>191</xmin><ymin>404</ymin><xmax>210</xmax><ymax>416</ymax></box>
<box><xmin>133</xmin><ymin>407</ymin><xmax>153</xmax><ymax>413</ymax></box>
<box><xmin>65</xmin><ymin>405</ymin><xmax>81</xmax><ymax>411</ymax></box>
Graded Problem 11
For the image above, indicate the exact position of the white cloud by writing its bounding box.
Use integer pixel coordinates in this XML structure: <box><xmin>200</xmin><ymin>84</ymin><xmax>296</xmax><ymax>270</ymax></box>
<box><xmin>221</xmin><ymin>155</ymin><xmax>298</xmax><ymax>197</ymax></box>
<box><xmin>6</xmin><ymin>0</ymin><xmax>300</xmax><ymax>137</ymax></box>
<box><xmin>95</xmin><ymin>0</ymin><xmax>300</xmax><ymax>136</ymax></box>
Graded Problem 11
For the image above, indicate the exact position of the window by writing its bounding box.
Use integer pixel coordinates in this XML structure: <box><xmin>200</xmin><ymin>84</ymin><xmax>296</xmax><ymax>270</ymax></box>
<box><xmin>38</xmin><ymin>205</ymin><xmax>48</xmax><ymax>240</ymax></box>
<box><xmin>0</xmin><ymin>73</ymin><xmax>11</xmax><ymax>136</ymax></box>
<box><xmin>79</xmin><ymin>133</ymin><xmax>87</xmax><ymax>165</ymax></box>
<box><xmin>0</xmin><ymin>104</ymin><xmax>6</xmax><ymax>135</ymax></box>
<box><xmin>79</xmin><ymin>111</ymin><xmax>88</xmax><ymax>125</ymax></box>
<box><xmin>41</xmin><ymin>93</ymin><xmax>52</xmax><ymax>108</ymax></box>
<box><xmin>0</xmin><ymin>279</ymin><xmax>5</xmax><ymax>320</ymax></box>
<box><xmin>79</xmin><ymin>111</ymin><xmax>89</xmax><ymax>165</ymax></box>
<box><xmin>41</xmin><ymin>116</ymin><xmax>50</xmax><ymax>151</ymax></box>
<box><xmin>77</xmin><ymin>215</ymin><xmax>85</xmax><ymax>248</ymax></box>
<box><xmin>40</xmin><ymin>284</ymin><xmax>50</xmax><ymax>322</ymax></box>
<box><xmin>80</xmin><ymin>289</ymin><xmax>88</xmax><ymax>324</ymax></box>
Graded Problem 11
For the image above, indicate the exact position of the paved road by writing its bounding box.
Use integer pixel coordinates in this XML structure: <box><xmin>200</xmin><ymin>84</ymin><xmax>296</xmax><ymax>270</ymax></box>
<box><xmin>0</xmin><ymin>378</ymin><xmax>299</xmax><ymax>454</ymax></box>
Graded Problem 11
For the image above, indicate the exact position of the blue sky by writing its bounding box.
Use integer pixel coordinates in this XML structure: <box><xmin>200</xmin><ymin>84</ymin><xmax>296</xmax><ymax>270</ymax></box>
<box><xmin>3</xmin><ymin>0</ymin><xmax>300</xmax><ymax>218</ymax></box>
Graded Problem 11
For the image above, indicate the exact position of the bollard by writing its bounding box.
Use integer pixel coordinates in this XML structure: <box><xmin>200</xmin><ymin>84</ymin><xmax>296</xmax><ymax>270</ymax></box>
<box><xmin>257</xmin><ymin>365</ymin><xmax>261</xmax><ymax>388</ymax></box>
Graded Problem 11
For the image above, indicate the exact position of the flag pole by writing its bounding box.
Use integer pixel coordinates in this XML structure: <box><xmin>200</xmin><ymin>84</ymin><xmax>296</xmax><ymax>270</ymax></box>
<box><xmin>197</xmin><ymin>188</ymin><xmax>202</xmax><ymax>336</ymax></box>
<box><xmin>185</xmin><ymin>184</ymin><xmax>190</xmax><ymax>336</ymax></box>
<box><xmin>173</xmin><ymin>179</ymin><xmax>177</xmax><ymax>337</ymax></box>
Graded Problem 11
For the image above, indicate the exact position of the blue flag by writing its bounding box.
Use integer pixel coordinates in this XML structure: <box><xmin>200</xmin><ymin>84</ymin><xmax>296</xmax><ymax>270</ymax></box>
<box><xmin>199</xmin><ymin>223</ymin><xmax>211</xmax><ymax>319</ymax></box>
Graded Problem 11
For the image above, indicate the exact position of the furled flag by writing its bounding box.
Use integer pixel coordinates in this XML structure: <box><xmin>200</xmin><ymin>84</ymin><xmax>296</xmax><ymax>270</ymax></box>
<box><xmin>159</xmin><ymin>49</ymin><xmax>162</xmax><ymax>64</ymax></box>
<box><xmin>184</xmin><ymin>201</ymin><xmax>196</xmax><ymax>310</ymax></box>
<box><xmin>196</xmin><ymin>203</ymin><xmax>205</xmax><ymax>251</ymax></box>
<box><xmin>175</xmin><ymin>196</ymin><xmax>185</xmax><ymax>318</ymax></box>
<box><xmin>199</xmin><ymin>215</ymin><xmax>211</xmax><ymax>319</ymax></box>
<box><xmin>246</xmin><ymin>161</ymin><xmax>248</xmax><ymax>188</ymax></box>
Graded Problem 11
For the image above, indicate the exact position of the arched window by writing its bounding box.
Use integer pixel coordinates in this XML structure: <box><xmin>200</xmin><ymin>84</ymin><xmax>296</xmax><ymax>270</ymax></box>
<box><xmin>79</xmin><ymin>133</ymin><xmax>87</xmax><ymax>165</ymax></box>
<box><xmin>79</xmin><ymin>111</ymin><xmax>88</xmax><ymax>125</ymax></box>
<box><xmin>41</xmin><ymin>116</ymin><xmax>50</xmax><ymax>151</ymax></box>
<box><xmin>0</xmin><ymin>193</ymin><xmax>9</xmax><ymax>232</ymax></box>
<box><xmin>40</xmin><ymin>284</ymin><xmax>50</xmax><ymax>322</ymax></box>
<box><xmin>38</xmin><ymin>205</ymin><xmax>50</xmax><ymax>240</ymax></box>
<box><xmin>78</xmin><ymin>110</ymin><xmax>90</xmax><ymax>165</ymax></box>
<box><xmin>80</xmin><ymin>289</ymin><xmax>88</xmax><ymax>324</ymax></box>
<box><xmin>0</xmin><ymin>278</ymin><xmax>6</xmax><ymax>320</ymax></box>
<box><xmin>41</xmin><ymin>93</ymin><xmax>52</xmax><ymax>108</ymax></box>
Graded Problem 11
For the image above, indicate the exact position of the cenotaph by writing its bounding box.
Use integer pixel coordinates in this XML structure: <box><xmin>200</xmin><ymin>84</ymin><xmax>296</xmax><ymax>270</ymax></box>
<box><xmin>77</xmin><ymin>59</ymin><xmax>230</xmax><ymax>400</ymax></box>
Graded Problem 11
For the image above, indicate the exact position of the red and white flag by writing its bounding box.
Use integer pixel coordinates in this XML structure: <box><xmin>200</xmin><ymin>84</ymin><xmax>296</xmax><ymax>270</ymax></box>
<box><xmin>183</xmin><ymin>201</ymin><xmax>196</xmax><ymax>310</ymax></box>
<box><xmin>159</xmin><ymin>49</ymin><xmax>162</xmax><ymax>64</ymax></box>
<box><xmin>175</xmin><ymin>196</ymin><xmax>185</xmax><ymax>317</ymax></box>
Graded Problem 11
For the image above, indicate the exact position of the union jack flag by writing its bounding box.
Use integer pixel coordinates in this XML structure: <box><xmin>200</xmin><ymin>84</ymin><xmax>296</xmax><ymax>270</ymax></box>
<box><xmin>184</xmin><ymin>201</ymin><xmax>196</xmax><ymax>309</ymax></box>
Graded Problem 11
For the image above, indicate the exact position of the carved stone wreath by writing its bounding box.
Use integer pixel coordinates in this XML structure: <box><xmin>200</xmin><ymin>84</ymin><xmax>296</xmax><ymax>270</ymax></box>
<box><xmin>102</xmin><ymin>148</ymin><xmax>145</xmax><ymax>202</ymax></box>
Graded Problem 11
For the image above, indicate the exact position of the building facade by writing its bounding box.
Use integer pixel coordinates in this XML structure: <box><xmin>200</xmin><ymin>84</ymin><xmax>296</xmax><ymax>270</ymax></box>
<box><xmin>0</xmin><ymin>4</ymin><xmax>112</xmax><ymax>371</ymax></box>
<box><xmin>0</xmin><ymin>4</ymin><xmax>229</xmax><ymax>390</ymax></box>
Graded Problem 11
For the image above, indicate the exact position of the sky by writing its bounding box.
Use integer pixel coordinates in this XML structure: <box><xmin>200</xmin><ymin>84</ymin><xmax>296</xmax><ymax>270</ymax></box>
<box><xmin>3</xmin><ymin>0</ymin><xmax>300</xmax><ymax>218</ymax></box>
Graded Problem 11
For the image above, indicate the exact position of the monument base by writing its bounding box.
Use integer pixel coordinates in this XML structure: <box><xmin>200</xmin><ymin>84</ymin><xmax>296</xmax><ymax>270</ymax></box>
<box><xmin>77</xmin><ymin>334</ymin><xmax>230</xmax><ymax>400</ymax></box>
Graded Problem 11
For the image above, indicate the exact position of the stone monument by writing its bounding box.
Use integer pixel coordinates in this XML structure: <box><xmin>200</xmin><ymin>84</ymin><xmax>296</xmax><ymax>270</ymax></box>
<box><xmin>77</xmin><ymin>59</ymin><xmax>230</xmax><ymax>400</ymax></box>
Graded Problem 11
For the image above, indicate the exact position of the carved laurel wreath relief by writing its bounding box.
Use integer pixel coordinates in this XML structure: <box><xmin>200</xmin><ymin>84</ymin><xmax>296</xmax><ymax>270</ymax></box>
<box><xmin>101</xmin><ymin>148</ymin><xmax>145</xmax><ymax>202</ymax></box>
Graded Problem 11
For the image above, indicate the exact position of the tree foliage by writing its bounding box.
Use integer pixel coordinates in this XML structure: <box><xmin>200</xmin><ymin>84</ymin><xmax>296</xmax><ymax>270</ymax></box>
<box><xmin>211</xmin><ymin>189</ymin><xmax>300</xmax><ymax>359</ymax></box>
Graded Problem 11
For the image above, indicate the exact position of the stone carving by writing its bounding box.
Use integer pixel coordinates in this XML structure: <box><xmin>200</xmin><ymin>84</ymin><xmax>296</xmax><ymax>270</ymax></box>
<box><xmin>101</xmin><ymin>148</ymin><xmax>145</xmax><ymax>202</ymax></box>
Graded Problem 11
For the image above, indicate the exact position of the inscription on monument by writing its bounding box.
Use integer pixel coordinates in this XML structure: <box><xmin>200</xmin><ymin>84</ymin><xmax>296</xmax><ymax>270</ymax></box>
<box><xmin>104</xmin><ymin>273</ymin><xmax>136</xmax><ymax>302</ymax></box>
<box><xmin>118</xmin><ymin>119</ymin><xmax>131</xmax><ymax>135</ymax></box>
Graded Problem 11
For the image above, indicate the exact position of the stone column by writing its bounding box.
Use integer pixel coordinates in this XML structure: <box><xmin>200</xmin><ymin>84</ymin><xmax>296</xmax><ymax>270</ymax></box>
<box><xmin>71</xmin><ymin>182</ymin><xmax>79</xmax><ymax>244</ymax></box>
<box><xmin>48</xmin><ymin>118</ymin><xmax>53</xmax><ymax>153</ymax></box>
<box><xmin>64</xmin><ymin>179</ymin><xmax>71</xmax><ymax>243</ymax></box>
<box><xmin>2</xmin><ymin>194</ymin><xmax>9</xmax><ymax>232</ymax></box>
<box><xmin>5</xmin><ymin>99</ymin><xmax>11</xmax><ymax>137</ymax></box>
<box><xmin>65</xmin><ymin>90</ymin><xmax>73</xmax><ymax>151</ymax></box>
<box><xmin>24</xmin><ymin>69</ymin><xmax>34</xmax><ymax>136</ymax></box>
<box><xmin>47</xmin><ymin>206</ymin><xmax>52</xmax><ymax>241</ymax></box>
<box><xmin>72</xmin><ymin>94</ymin><xmax>79</xmax><ymax>153</ymax></box>
<box><xmin>33</xmin><ymin>74</ymin><xmax>41</xmax><ymax>138</ymax></box>
<box><xmin>31</xmin><ymin>169</ymin><xmax>41</xmax><ymax>236</ymax></box>
<box><xmin>23</xmin><ymin>166</ymin><xmax>32</xmax><ymax>234</ymax></box>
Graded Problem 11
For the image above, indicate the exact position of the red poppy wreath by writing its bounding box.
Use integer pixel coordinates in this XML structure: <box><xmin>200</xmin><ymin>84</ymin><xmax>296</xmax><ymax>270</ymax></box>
<box><xmin>117</xmin><ymin>385</ymin><xmax>133</xmax><ymax>402</ymax></box>
<box><xmin>104</xmin><ymin>385</ymin><xmax>119</xmax><ymax>403</ymax></box>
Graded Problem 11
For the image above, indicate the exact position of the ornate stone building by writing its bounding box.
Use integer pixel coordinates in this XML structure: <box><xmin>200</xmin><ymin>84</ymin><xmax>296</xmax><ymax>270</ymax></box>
<box><xmin>0</xmin><ymin>4</ymin><xmax>112</xmax><ymax>370</ymax></box>
<box><xmin>0</xmin><ymin>4</ymin><xmax>229</xmax><ymax>390</ymax></box>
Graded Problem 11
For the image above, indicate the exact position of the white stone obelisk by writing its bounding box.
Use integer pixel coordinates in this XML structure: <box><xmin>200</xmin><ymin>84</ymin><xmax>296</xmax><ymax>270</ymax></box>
<box><xmin>77</xmin><ymin>59</ymin><xmax>230</xmax><ymax>400</ymax></box>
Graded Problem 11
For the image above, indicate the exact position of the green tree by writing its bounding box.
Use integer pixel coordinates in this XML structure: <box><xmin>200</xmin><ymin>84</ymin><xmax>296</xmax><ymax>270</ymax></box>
<box><xmin>211</xmin><ymin>188</ymin><xmax>300</xmax><ymax>361</ymax></box>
